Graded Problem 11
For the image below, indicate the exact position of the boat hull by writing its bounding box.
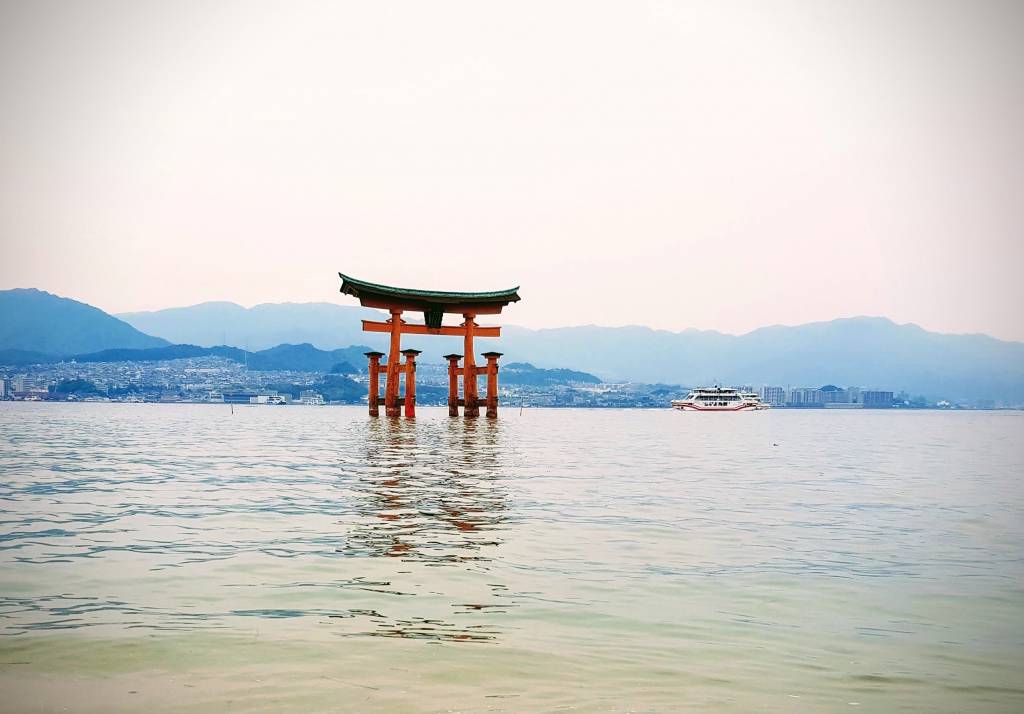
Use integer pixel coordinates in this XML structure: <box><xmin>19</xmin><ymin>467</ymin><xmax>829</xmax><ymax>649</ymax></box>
<box><xmin>671</xmin><ymin>402</ymin><xmax>759</xmax><ymax>411</ymax></box>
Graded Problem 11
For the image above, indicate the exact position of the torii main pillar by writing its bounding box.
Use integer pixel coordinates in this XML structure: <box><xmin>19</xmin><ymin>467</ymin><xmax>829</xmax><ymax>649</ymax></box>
<box><xmin>339</xmin><ymin>273</ymin><xmax>521</xmax><ymax>418</ymax></box>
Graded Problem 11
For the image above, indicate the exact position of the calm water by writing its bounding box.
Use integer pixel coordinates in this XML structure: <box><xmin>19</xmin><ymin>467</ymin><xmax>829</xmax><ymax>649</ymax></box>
<box><xmin>0</xmin><ymin>404</ymin><xmax>1022</xmax><ymax>712</ymax></box>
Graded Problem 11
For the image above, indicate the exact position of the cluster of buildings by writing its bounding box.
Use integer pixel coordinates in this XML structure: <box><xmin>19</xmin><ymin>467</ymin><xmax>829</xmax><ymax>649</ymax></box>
<box><xmin>0</xmin><ymin>357</ymin><xmax>328</xmax><ymax>405</ymax></box>
<box><xmin>495</xmin><ymin>382</ymin><xmax>671</xmax><ymax>409</ymax></box>
<box><xmin>751</xmin><ymin>385</ymin><xmax>896</xmax><ymax>408</ymax></box>
<box><xmin>225</xmin><ymin>390</ymin><xmax>325</xmax><ymax>405</ymax></box>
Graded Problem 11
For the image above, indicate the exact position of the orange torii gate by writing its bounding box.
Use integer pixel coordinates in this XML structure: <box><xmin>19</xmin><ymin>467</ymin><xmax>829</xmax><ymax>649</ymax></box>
<box><xmin>339</xmin><ymin>273</ymin><xmax>521</xmax><ymax>418</ymax></box>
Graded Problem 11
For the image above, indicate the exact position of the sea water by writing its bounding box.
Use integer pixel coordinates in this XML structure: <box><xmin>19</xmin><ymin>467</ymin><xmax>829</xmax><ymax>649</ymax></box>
<box><xmin>0</xmin><ymin>404</ymin><xmax>1022</xmax><ymax>712</ymax></box>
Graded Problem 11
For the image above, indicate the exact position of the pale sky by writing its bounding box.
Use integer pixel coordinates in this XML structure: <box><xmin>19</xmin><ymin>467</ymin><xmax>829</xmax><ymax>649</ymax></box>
<box><xmin>1</xmin><ymin>0</ymin><xmax>1022</xmax><ymax>339</ymax></box>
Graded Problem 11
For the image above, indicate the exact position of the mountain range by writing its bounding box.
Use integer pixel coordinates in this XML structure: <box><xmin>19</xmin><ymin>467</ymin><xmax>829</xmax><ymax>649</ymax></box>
<box><xmin>1</xmin><ymin>289</ymin><xmax>168</xmax><ymax>357</ymax></box>
<box><xmin>3</xmin><ymin>289</ymin><xmax>1023</xmax><ymax>401</ymax></box>
<box><xmin>117</xmin><ymin>301</ymin><xmax>383</xmax><ymax>352</ymax></box>
<box><xmin>498</xmin><ymin>320</ymin><xmax>1024</xmax><ymax>402</ymax></box>
<box><xmin>117</xmin><ymin>299</ymin><xmax>1024</xmax><ymax>401</ymax></box>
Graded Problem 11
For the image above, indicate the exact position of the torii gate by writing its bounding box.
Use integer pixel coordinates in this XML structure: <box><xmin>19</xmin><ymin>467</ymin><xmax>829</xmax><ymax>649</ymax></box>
<box><xmin>339</xmin><ymin>273</ymin><xmax>521</xmax><ymax>418</ymax></box>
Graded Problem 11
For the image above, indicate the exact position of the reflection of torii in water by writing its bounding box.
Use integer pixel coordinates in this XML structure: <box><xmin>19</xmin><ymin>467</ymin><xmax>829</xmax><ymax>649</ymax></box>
<box><xmin>333</xmin><ymin>418</ymin><xmax>512</xmax><ymax>644</ymax></box>
<box><xmin>343</xmin><ymin>417</ymin><xmax>509</xmax><ymax>563</ymax></box>
<box><xmin>338</xmin><ymin>273</ymin><xmax>520</xmax><ymax>418</ymax></box>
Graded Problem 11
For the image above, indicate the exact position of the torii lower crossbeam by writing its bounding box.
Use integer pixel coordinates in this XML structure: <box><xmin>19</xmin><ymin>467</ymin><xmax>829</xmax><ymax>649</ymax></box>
<box><xmin>361</xmin><ymin>320</ymin><xmax>501</xmax><ymax>338</ymax></box>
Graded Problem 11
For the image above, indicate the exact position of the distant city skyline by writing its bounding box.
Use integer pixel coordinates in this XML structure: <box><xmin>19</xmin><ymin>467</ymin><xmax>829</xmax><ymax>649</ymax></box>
<box><xmin>0</xmin><ymin>352</ymin><xmax>984</xmax><ymax>409</ymax></box>
<box><xmin>2</xmin><ymin>1</ymin><xmax>1022</xmax><ymax>340</ymax></box>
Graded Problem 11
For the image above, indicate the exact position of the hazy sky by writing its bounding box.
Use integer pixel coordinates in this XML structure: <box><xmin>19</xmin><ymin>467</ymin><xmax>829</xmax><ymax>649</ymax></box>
<box><xmin>1</xmin><ymin>0</ymin><xmax>1022</xmax><ymax>339</ymax></box>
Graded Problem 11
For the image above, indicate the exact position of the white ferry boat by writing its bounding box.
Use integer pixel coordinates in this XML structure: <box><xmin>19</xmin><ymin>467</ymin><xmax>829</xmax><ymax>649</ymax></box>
<box><xmin>740</xmin><ymin>392</ymin><xmax>770</xmax><ymax>410</ymax></box>
<box><xmin>671</xmin><ymin>387</ymin><xmax>769</xmax><ymax>412</ymax></box>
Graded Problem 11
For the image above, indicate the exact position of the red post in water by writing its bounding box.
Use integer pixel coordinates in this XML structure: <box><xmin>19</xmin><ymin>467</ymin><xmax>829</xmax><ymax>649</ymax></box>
<box><xmin>401</xmin><ymin>349</ymin><xmax>421</xmax><ymax>418</ymax></box>
<box><xmin>444</xmin><ymin>354</ymin><xmax>462</xmax><ymax>417</ymax></box>
<box><xmin>384</xmin><ymin>310</ymin><xmax>403</xmax><ymax>417</ymax></box>
<box><xmin>462</xmin><ymin>314</ymin><xmax>479</xmax><ymax>417</ymax></box>
<box><xmin>364</xmin><ymin>351</ymin><xmax>384</xmax><ymax>416</ymax></box>
<box><xmin>482</xmin><ymin>351</ymin><xmax>502</xmax><ymax>418</ymax></box>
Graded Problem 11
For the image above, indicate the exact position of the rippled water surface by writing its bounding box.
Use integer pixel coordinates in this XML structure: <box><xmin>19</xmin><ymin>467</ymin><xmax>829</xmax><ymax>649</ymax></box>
<box><xmin>1</xmin><ymin>404</ymin><xmax>1022</xmax><ymax>712</ymax></box>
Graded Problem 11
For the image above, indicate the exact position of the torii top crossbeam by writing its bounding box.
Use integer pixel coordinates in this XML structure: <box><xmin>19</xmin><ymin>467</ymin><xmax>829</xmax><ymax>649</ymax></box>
<box><xmin>339</xmin><ymin>273</ymin><xmax>520</xmax><ymax>319</ymax></box>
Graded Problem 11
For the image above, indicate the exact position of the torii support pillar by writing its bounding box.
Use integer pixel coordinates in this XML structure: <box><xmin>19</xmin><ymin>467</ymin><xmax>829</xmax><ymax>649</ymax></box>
<box><xmin>444</xmin><ymin>354</ymin><xmax>462</xmax><ymax>417</ymax></box>
<box><xmin>401</xmin><ymin>349</ymin><xmax>421</xmax><ymax>418</ymax></box>
<box><xmin>482</xmin><ymin>351</ymin><xmax>502</xmax><ymax>418</ymax></box>
<box><xmin>463</xmin><ymin>315</ymin><xmax>480</xmax><ymax>417</ymax></box>
<box><xmin>364</xmin><ymin>351</ymin><xmax>384</xmax><ymax>416</ymax></box>
<box><xmin>384</xmin><ymin>309</ymin><xmax>403</xmax><ymax>417</ymax></box>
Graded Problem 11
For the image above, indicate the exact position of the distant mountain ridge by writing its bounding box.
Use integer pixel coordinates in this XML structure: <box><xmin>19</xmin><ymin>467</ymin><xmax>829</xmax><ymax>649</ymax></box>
<box><xmin>502</xmin><ymin>362</ymin><xmax>602</xmax><ymax>386</ymax></box>
<box><xmin>117</xmin><ymin>301</ymin><xmax>382</xmax><ymax>352</ymax></box>
<box><xmin>0</xmin><ymin>288</ymin><xmax>168</xmax><ymax>355</ymax></box>
<box><xmin>500</xmin><ymin>318</ymin><xmax>1024</xmax><ymax>402</ymax></box>
<box><xmin>4</xmin><ymin>292</ymin><xmax>1022</xmax><ymax>401</ymax></box>
<box><xmin>117</xmin><ymin>301</ymin><xmax>1024</xmax><ymax>401</ymax></box>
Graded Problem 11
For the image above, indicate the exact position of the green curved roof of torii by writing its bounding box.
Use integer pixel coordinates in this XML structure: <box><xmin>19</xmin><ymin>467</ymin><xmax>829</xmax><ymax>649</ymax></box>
<box><xmin>339</xmin><ymin>273</ymin><xmax>521</xmax><ymax>306</ymax></box>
